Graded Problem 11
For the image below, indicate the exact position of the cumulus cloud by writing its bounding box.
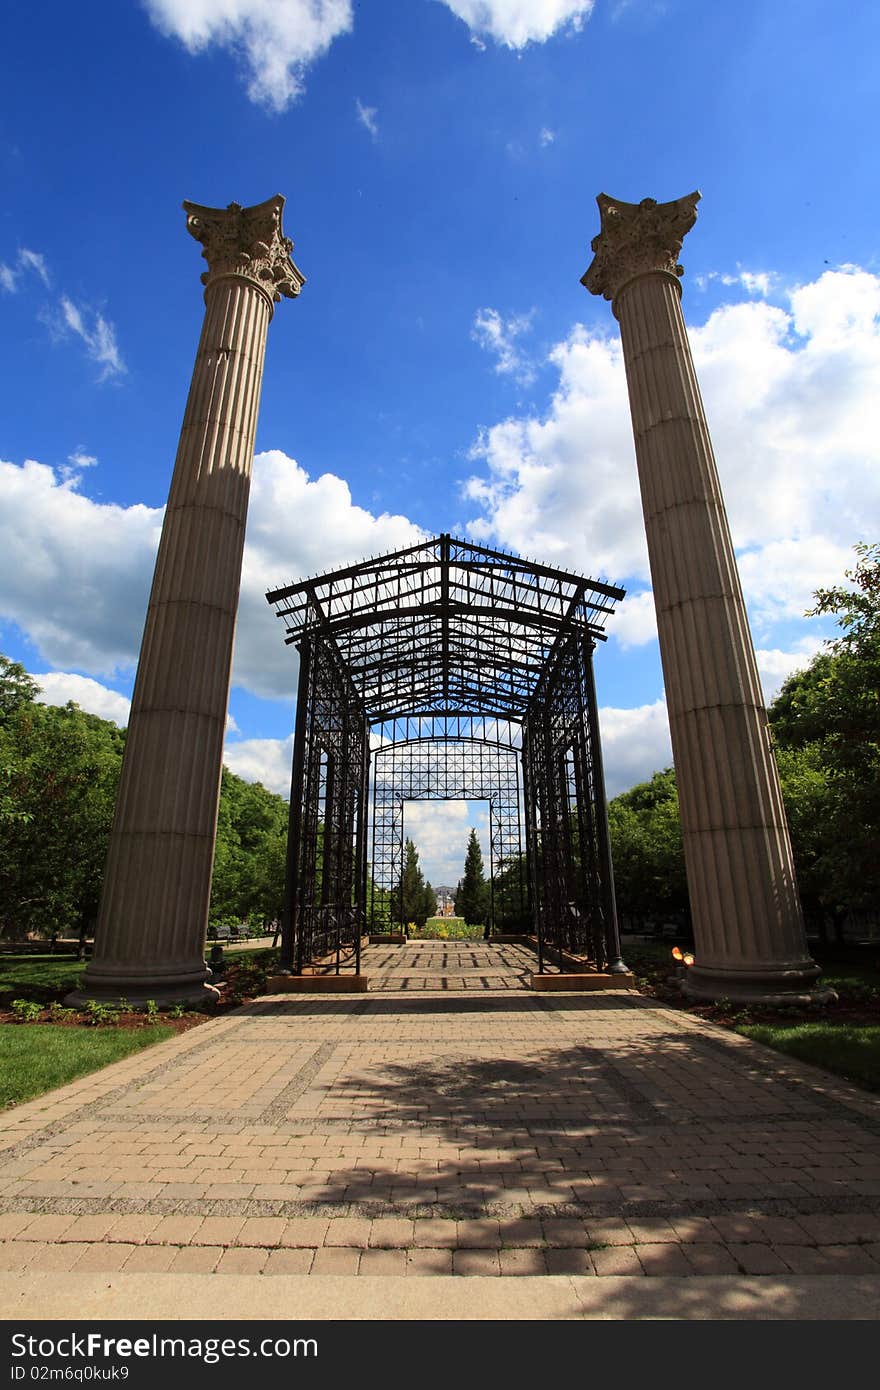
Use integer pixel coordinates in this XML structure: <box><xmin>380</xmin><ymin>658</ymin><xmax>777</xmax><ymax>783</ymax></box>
<box><xmin>145</xmin><ymin>0</ymin><xmax>353</xmax><ymax>112</ymax></box>
<box><xmin>222</xmin><ymin>731</ymin><xmax>294</xmax><ymax>794</ymax></box>
<box><xmin>438</xmin><ymin>0</ymin><xmax>594</xmax><ymax>48</ymax></box>
<box><xmin>403</xmin><ymin>799</ymin><xmax>490</xmax><ymax>885</ymax></box>
<box><xmin>598</xmin><ymin>699</ymin><xmax>673</xmax><ymax>797</ymax></box>
<box><xmin>472</xmin><ymin>307</ymin><xmax>536</xmax><ymax>384</ymax></box>
<box><xmin>34</xmin><ymin>672</ymin><xmax>132</xmax><ymax>726</ymax></box>
<box><xmin>0</xmin><ymin>450</ymin><xmax>422</xmax><ymax>700</ymax></box>
<box><xmin>465</xmin><ymin>267</ymin><xmax>880</xmax><ymax>643</ymax></box>
<box><xmin>355</xmin><ymin>98</ymin><xmax>378</xmax><ymax>139</ymax></box>
<box><xmin>754</xmin><ymin>637</ymin><xmax>825</xmax><ymax>704</ymax></box>
<box><xmin>539</xmin><ymin>126</ymin><xmax>556</xmax><ymax>146</ymax></box>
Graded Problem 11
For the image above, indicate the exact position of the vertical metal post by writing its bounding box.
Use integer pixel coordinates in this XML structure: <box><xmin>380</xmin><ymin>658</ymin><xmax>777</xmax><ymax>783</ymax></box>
<box><xmin>522</xmin><ymin>731</ymin><xmax>543</xmax><ymax>973</ymax></box>
<box><xmin>282</xmin><ymin>637</ymin><xmax>312</xmax><ymax>974</ymax></box>
<box><xmin>583</xmin><ymin>639</ymin><xmax>628</xmax><ymax>974</ymax></box>
<box><xmin>355</xmin><ymin>734</ymin><xmax>370</xmax><ymax>974</ymax></box>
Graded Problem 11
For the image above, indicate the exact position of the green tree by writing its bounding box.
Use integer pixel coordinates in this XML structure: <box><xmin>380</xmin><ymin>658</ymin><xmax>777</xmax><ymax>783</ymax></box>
<box><xmin>607</xmin><ymin>768</ymin><xmax>689</xmax><ymax>926</ymax></box>
<box><xmin>0</xmin><ymin>694</ymin><xmax>124</xmax><ymax>940</ymax></box>
<box><xmin>395</xmin><ymin>837</ymin><xmax>429</xmax><ymax>927</ymax></box>
<box><xmin>210</xmin><ymin>768</ymin><xmax>288</xmax><ymax>926</ymax></box>
<box><xmin>455</xmin><ymin>828</ymin><xmax>489</xmax><ymax>927</ymax></box>
<box><xmin>768</xmin><ymin>541</ymin><xmax>880</xmax><ymax>916</ymax></box>
<box><xmin>422</xmin><ymin>879</ymin><xmax>438</xmax><ymax>922</ymax></box>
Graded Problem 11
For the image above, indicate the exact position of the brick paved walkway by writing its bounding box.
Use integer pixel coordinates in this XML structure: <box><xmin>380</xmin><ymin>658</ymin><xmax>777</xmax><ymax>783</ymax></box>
<box><xmin>2</xmin><ymin>942</ymin><xmax>880</xmax><ymax>1308</ymax></box>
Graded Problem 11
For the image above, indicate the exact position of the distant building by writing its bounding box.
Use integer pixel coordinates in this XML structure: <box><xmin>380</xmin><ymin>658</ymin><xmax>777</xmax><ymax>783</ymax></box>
<box><xmin>434</xmin><ymin>886</ymin><xmax>456</xmax><ymax>918</ymax></box>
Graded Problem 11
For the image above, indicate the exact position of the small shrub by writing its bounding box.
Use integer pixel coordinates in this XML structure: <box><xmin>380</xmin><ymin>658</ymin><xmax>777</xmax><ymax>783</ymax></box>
<box><xmin>48</xmin><ymin>1002</ymin><xmax>76</xmax><ymax>1023</ymax></box>
<box><xmin>10</xmin><ymin>998</ymin><xmax>42</xmax><ymax>1023</ymax></box>
<box><xmin>168</xmin><ymin>1003</ymin><xmax>186</xmax><ymax>1019</ymax></box>
<box><xmin>144</xmin><ymin>999</ymin><xmax>160</xmax><ymax>1020</ymax></box>
<box><xmin>83</xmin><ymin>999</ymin><xmax>120</xmax><ymax>1027</ymax></box>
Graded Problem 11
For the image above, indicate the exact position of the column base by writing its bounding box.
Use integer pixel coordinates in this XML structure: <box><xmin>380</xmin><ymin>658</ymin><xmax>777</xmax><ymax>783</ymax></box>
<box><xmin>66</xmin><ymin>961</ymin><xmax>220</xmax><ymax>1009</ymax></box>
<box><xmin>683</xmin><ymin>961</ymin><xmax>837</xmax><ymax>1006</ymax></box>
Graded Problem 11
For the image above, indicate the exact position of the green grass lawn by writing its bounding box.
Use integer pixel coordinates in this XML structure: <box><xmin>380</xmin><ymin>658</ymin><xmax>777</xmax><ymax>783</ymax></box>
<box><xmin>0</xmin><ymin>954</ymin><xmax>85</xmax><ymax>999</ymax></box>
<box><xmin>0</xmin><ymin>1023</ymin><xmax>175</xmax><ymax>1109</ymax></box>
<box><xmin>737</xmin><ymin>1022</ymin><xmax>880</xmax><ymax>1092</ymax></box>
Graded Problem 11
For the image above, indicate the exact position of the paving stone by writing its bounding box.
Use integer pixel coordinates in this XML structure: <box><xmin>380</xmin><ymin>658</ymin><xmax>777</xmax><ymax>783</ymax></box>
<box><xmin>682</xmin><ymin>1243</ymin><xmax>741</xmax><ymax>1275</ymax></box>
<box><xmin>776</xmin><ymin>1243</ymin><xmax>880</xmax><ymax>1274</ymax></box>
<box><xmin>74</xmin><ymin>1244</ymin><xmax>138</xmax><ymax>1273</ymax></box>
<box><xmin>106</xmin><ymin>1216</ymin><xmax>163</xmax><ymax>1245</ymax></box>
<box><xmin>411</xmin><ymin>1220</ymin><xmax>458</xmax><ymax>1249</ymax></box>
<box><xmin>544</xmin><ymin>1247</ymin><xmax>595</xmax><ymax>1276</ymax></box>
<box><xmin>146</xmin><ymin>1216</ymin><xmax>206</xmax><ymax>1246</ymax></box>
<box><xmin>591</xmin><ymin>1246</ymin><xmax>644</xmax><ymax>1277</ymax></box>
<box><xmin>121</xmin><ymin>1246</ymin><xmax>179</xmax><ymax>1273</ymax></box>
<box><xmin>26</xmin><ymin>1243</ymin><xmax>91</xmax><ymax>1272</ymax></box>
<box><xmin>727</xmin><ymin>1243</ymin><xmax>791</xmax><ymax>1275</ymax></box>
<box><xmin>215</xmin><ymin>1248</ymin><xmax>269</xmax><ymax>1275</ymax></box>
<box><xmin>499</xmin><ymin>1248</ymin><xmax>548</xmax><ymax>1276</ymax></box>
<box><xmin>359</xmin><ymin>1249</ymin><xmax>407</xmax><ymax>1275</ymax></box>
<box><xmin>406</xmin><ymin>1249</ymin><xmax>454</xmax><ymax>1276</ymax></box>
<box><xmin>456</xmin><ymin>1216</ymin><xmax>505</xmax><ymax>1248</ymax></box>
<box><xmin>167</xmin><ymin>1247</ymin><xmax>224</xmax><ymax>1274</ymax></box>
<box><xmin>453</xmin><ymin>1249</ymin><xmax>501</xmax><ymax>1276</ymax></box>
<box><xmin>264</xmin><ymin>1248</ymin><xmax>315</xmax><ymax>1275</ymax></box>
<box><xmin>368</xmin><ymin>1218</ymin><xmax>414</xmax><ymax>1249</ymax></box>
<box><xmin>236</xmin><ymin>1218</ymin><xmax>287</xmax><ymax>1248</ymax></box>
<box><xmin>16</xmin><ymin>1215</ymin><xmax>77</xmax><ymax>1242</ymax></box>
<box><xmin>324</xmin><ymin>1219</ymin><xmax>371</xmax><ymax>1248</ymax></box>
<box><xmin>190</xmin><ymin>1218</ymin><xmax>246</xmax><ymax>1246</ymax></box>
<box><xmin>279</xmin><ymin>1219</ymin><xmax>329</xmax><ymax>1249</ymax></box>
<box><xmin>635</xmin><ymin>1243</ymin><xmax>693</xmax><ymax>1276</ymax></box>
<box><xmin>310</xmin><ymin>1247</ymin><xmax>360</xmax><ymax>1275</ymax></box>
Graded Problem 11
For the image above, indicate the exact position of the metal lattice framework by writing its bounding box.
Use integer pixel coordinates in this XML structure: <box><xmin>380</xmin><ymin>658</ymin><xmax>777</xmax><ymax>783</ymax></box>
<box><xmin>267</xmin><ymin>534</ymin><xmax>626</xmax><ymax>972</ymax></box>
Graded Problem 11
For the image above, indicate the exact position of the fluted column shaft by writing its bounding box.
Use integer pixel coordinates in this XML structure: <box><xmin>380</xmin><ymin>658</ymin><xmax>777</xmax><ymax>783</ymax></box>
<box><xmin>583</xmin><ymin>193</ymin><xmax>825</xmax><ymax>1002</ymax></box>
<box><xmin>75</xmin><ymin>196</ymin><xmax>303</xmax><ymax>1004</ymax></box>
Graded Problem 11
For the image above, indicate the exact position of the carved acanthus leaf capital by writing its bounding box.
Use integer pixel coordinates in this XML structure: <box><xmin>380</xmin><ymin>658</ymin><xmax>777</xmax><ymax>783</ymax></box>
<box><xmin>183</xmin><ymin>194</ymin><xmax>305</xmax><ymax>306</ymax></box>
<box><xmin>581</xmin><ymin>192</ymin><xmax>700</xmax><ymax>303</ymax></box>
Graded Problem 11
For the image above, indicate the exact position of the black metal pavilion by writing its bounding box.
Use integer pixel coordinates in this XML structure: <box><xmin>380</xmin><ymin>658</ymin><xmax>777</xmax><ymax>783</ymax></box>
<box><xmin>267</xmin><ymin>534</ymin><xmax>627</xmax><ymax>976</ymax></box>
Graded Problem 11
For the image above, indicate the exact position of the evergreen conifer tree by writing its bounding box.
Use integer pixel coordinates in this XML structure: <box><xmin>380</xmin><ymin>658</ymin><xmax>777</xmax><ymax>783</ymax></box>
<box><xmin>455</xmin><ymin>828</ymin><xmax>489</xmax><ymax>929</ymax></box>
<box><xmin>397</xmin><ymin>836</ymin><xmax>428</xmax><ymax>927</ymax></box>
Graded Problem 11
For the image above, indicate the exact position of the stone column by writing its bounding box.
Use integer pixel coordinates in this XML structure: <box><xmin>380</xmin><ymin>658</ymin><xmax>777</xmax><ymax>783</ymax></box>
<box><xmin>582</xmin><ymin>193</ymin><xmax>828</xmax><ymax>1003</ymax></box>
<box><xmin>71</xmin><ymin>196</ymin><xmax>304</xmax><ymax>1006</ymax></box>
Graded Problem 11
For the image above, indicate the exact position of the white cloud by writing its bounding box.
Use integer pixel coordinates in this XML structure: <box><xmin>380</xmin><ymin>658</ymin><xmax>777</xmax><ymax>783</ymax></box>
<box><xmin>755</xmin><ymin>637</ymin><xmax>825</xmax><ymax>705</ymax></box>
<box><xmin>0</xmin><ymin>451</ymin><xmax>423</xmax><ymax>701</ymax></box>
<box><xmin>472</xmin><ymin>307</ymin><xmax>536</xmax><ymax>384</ymax></box>
<box><xmin>466</xmin><ymin>267</ymin><xmax>880</xmax><ymax>641</ymax></box>
<box><xmin>0</xmin><ymin>247</ymin><xmax>50</xmax><ymax>294</ymax></box>
<box><xmin>222</xmin><ymin>732</ymin><xmax>293</xmax><ymax>794</ymax></box>
<box><xmin>695</xmin><ymin>267</ymin><xmax>776</xmax><ymax>298</ymax></box>
<box><xmin>599</xmin><ymin>699</ymin><xmax>673</xmax><ymax>797</ymax></box>
<box><xmin>145</xmin><ymin>0</ymin><xmax>353</xmax><ymax>112</ymax></box>
<box><xmin>609</xmin><ymin>588</ymin><xmax>656</xmax><ymax>649</ymax></box>
<box><xmin>438</xmin><ymin>1</ymin><xmax>594</xmax><ymax>48</ymax></box>
<box><xmin>34</xmin><ymin>672</ymin><xmax>131</xmax><ymax>726</ymax></box>
<box><xmin>539</xmin><ymin>126</ymin><xmax>556</xmax><ymax>146</ymax></box>
<box><xmin>355</xmin><ymin>98</ymin><xmax>378</xmax><ymax>139</ymax></box>
<box><xmin>0</xmin><ymin>459</ymin><xmax>162</xmax><ymax>675</ymax></box>
<box><xmin>402</xmin><ymin>799</ymin><xmax>490</xmax><ymax>885</ymax></box>
<box><xmin>18</xmin><ymin>249</ymin><xmax>50</xmax><ymax>287</ymax></box>
<box><xmin>57</xmin><ymin>296</ymin><xmax>126</xmax><ymax>381</ymax></box>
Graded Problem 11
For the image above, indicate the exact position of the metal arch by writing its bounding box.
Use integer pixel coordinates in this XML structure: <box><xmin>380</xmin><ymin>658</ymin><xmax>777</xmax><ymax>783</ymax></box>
<box><xmin>270</xmin><ymin>535</ymin><xmax>625</xmax><ymax>974</ymax></box>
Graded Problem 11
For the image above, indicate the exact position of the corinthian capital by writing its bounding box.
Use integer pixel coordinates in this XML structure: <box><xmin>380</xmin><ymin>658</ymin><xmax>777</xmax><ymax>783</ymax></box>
<box><xmin>581</xmin><ymin>192</ymin><xmax>700</xmax><ymax>304</ymax></box>
<box><xmin>183</xmin><ymin>194</ymin><xmax>305</xmax><ymax>306</ymax></box>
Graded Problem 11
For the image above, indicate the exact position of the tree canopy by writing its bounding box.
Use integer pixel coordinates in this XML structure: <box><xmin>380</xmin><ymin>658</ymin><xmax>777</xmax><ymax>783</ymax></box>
<box><xmin>0</xmin><ymin>655</ymin><xmax>290</xmax><ymax>939</ymax></box>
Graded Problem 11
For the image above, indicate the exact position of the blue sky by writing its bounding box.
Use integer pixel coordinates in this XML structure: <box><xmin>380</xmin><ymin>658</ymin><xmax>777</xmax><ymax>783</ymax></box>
<box><xmin>2</xmin><ymin>1</ymin><xmax>879</xmax><ymax>882</ymax></box>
